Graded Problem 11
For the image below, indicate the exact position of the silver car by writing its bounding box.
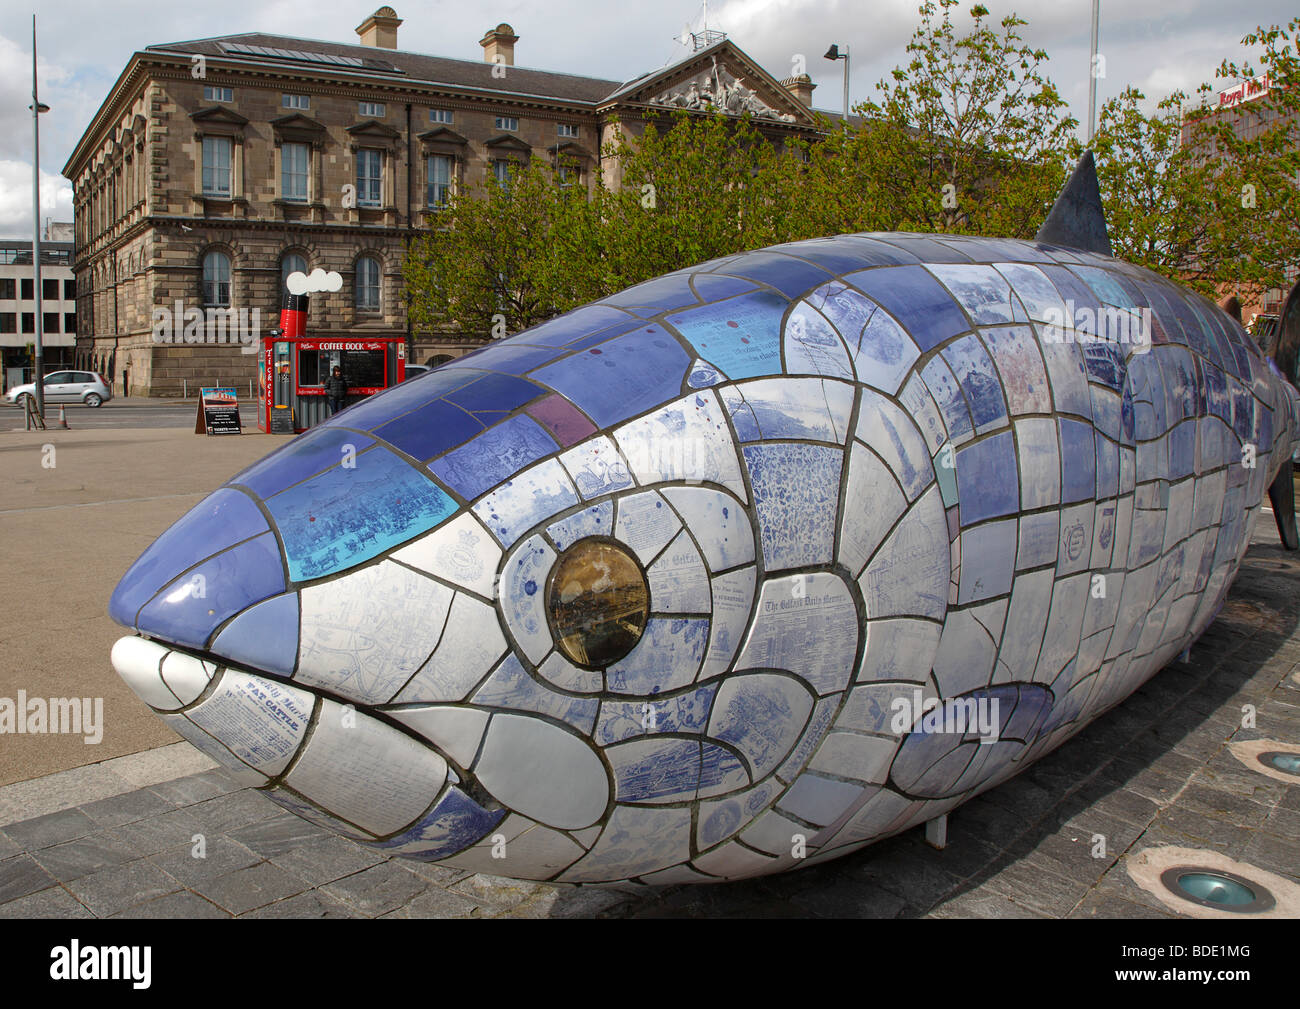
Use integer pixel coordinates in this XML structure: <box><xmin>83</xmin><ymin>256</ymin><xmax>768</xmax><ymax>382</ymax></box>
<box><xmin>4</xmin><ymin>370</ymin><xmax>113</xmax><ymax>408</ymax></box>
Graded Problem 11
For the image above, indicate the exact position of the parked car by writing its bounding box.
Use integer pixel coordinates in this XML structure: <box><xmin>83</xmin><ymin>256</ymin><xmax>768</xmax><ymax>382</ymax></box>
<box><xmin>402</xmin><ymin>364</ymin><xmax>432</xmax><ymax>381</ymax></box>
<box><xmin>4</xmin><ymin>371</ymin><xmax>113</xmax><ymax>408</ymax></box>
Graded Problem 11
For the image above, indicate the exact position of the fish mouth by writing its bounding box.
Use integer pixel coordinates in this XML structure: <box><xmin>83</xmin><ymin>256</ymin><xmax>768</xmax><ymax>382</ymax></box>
<box><xmin>110</xmin><ymin>635</ymin><xmax>505</xmax><ymax>857</ymax></box>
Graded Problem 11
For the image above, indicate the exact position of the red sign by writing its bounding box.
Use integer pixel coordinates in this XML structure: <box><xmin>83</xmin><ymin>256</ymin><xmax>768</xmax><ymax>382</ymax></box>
<box><xmin>1218</xmin><ymin>75</ymin><xmax>1271</xmax><ymax>108</ymax></box>
<box><xmin>295</xmin><ymin>340</ymin><xmax>388</xmax><ymax>351</ymax></box>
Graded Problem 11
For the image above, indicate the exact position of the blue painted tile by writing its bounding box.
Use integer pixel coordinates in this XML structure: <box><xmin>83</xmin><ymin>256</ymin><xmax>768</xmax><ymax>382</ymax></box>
<box><xmin>742</xmin><ymin>442</ymin><xmax>843</xmax><ymax>571</ymax></box>
<box><xmin>511</xmin><ymin>304</ymin><xmax>639</xmax><ymax>347</ymax></box>
<box><xmin>444</xmin><ymin>371</ymin><xmax>545</xmax><ymax>416</ymax></box>
<box><xmin>857</xmin><ymin>386</ymin><xmax>937</xmax><ymax>500</ymax></box>
<box><xmin>955</xmin><ymin>432</ymin><xmax>1019</xmax><ymax>523</ymax></box>
<box><xmin>472</xmin><ymin>457</ymin><xmax>580</xmax><ymax>545</ymax></box>
<box><xmin>324</xmin><ymin>367</ymin><xmax>482</xmax><ymax>433</ymax></box>
<box><xmin>429</xmin><ymin>414</ymin><xmax>558</xmax><ymax>499</ymax></box>
<box><xmin>838</xmin><ymin>234</ymin><xmax>925</xmax><ymax>265</ymax></box>
<box><xmin>560</xmin><ymin>436</ymin><xmax>635</xmax><ymax>499</ymax></box>
<box><xmin>611</xmin><ymin>738</ymin><xmax>701</xmax><ymax>803</ymax></box>
<box><xmin>267</xmin><ymin>447</ymin><xmax>458</xmax><ymax>582</ymax></box>
<box><xmin>929</xmin><ymin>264</ymin><xmax>1018</xmax><ymax>324</ymax></box>
<box><xmin>922</xmin><ymin>355</ymin><xmax>973</xmax><ymax>440</ymax></box>
<box><xmin>604</xmin><ymin>273</ymin><xmax>700</xmax><ymax>313</ymax></box>
<box><xmin>690</xmin><ymin>273</ymin><xmax>757</xmax><ymax>302</ymax></box>
<box><xmin>1095</xmin><ymin>432</ymin><xmax>1120</xmax><ymax>498</ymax></box>
<box><xmin>374</xmin><ymin>787</ymin><xmax>504</xmax><ymax>860</ymax></box>
<box><xmin>957</xmin><ymin>519</ymin><xmax>1017</xmax><ymax>604</ymax></box>
<box><xmin>867</xmin><ymin>235</ymin><xmax>972</xmax><ymax>263</ymax></box>
<box><xmin>472</xmin><ymin>653</ymin><xmax>599</xmax><ymax>733</ymax></box>
<box><xmin>665</xmin><ymin>290</ymin><xmax>789</xmax><ymax>380</ymax></box>
<box><xmin>210</xmin><ymin>593</ymin><xmax>299</xmax><ymax>678</ymax></box>
<box><xmin>784</xmin><ymin>301</ymin><xmax>854</xmax><ymax>378</ymax></box>
<box><xmin>698</xmin><ymin>743</ymin><xmax>749</xmax><ymax>797</ymax></box>
<box><xmin>687</xmin><ymin>359</ymin><xmax>725</xmax><ymax>388</ymax></box>
<box><xmin>1058</xmin><ymin>419</ymin><xmax>1097</xmax><ymax>503</ymax></box>
<box><xmin>942</xmin><ymin>334</ymin><xmax>1008</xmax><ymax>431</ymax></box>
<box><xmin>709</xmin><ymin>251</ymin><xmax>834</xmax><ymax>299</ymax></box>
<box><xmin>768</xmin><ymin>238</ymin><xmax>889</xmax><ymax>274</ymax></box>
<box><xmin>843</xmin><ymin>266</ymin><xmax>971</xmax><ymax>352</ymax></box>
<box><xmin>606</xmin><ymin>618</ymin><xmax>709</xmax><ymax>694</ymax></box>
<box><xmin>373</xmin><ymin>398</ymin><xmax>485</xmax><ymax>463</ymax></box>
<box><xmin>530</xmin><ymin>326</ymin><xmax>691</xmax><ymax>427</ymax></box>
<box><xmin>1168</xmin><ymin>419</ymin><xmax>1196</xmax><ymax>480</ymax></box>
<box><xmin>546</xmin><ymin>500</ymin><xmax>613</xmax><ymax>551</ymax></box>
<box><xmin>1081</xmin><ymin>341</ymin><xmax>1125</xmax><ymax>391</ymax></box>
<box><xmin>444</xmin><ymin>340</ymin><xmax>568</xmax><ymax>376</ymax></box>
<box><xmin>595</xmin><ymin>682</ymin><xmax>718</xmax><ymax>746</ymax></box>
<box><xmin>232</xmin><ymin>429</ymin><xmax>377</xmax><ymax>499</ymax></box>
<box><xmin>109</xmin><ymin>488</ymin><xmax>269</xmax><ymax>629</ymax></box>
<box><xmin>136</xmin><ymin>533</ymin><xmax>285</xmax><ymax>651</ymax></box>
<box><xmin>1038</xmin><ymin>340</ymin><xmax>1093</xmax><ymax>419</ymax></box>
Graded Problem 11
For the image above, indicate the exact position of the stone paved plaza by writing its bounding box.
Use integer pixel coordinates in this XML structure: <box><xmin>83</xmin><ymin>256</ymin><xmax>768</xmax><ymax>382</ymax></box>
<box><xmin>1</xmin><ymin>514</ymin><xmax>1296</xmax><ymax>918</ymax></box>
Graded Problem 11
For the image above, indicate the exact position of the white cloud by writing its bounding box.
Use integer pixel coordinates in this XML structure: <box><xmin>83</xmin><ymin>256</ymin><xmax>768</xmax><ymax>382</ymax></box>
<box><xmin>0</xmin><ymin>161</ymin><xmax>75</xmax><ymax>239</ymax></box>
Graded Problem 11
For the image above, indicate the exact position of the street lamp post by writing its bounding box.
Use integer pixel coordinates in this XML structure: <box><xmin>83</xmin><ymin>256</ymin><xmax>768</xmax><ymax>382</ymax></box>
<box><xmin>1087</xmin><ymin>0</ymin><xmax>1100</xmax><ymax>143</ymax></box>
<box><xmin>824</xmin><ymin>43</ymin><xmax>850</xmax><ymax>126</ymax></box>
<box><xmin>30</xmin><ymin>15</ymin><xmax>50</xmax><ymax>420</ymax></box>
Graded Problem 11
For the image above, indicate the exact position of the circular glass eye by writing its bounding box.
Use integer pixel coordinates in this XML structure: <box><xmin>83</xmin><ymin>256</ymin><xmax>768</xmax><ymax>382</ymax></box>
<box><xmin>547</xmin><ymin>538</ymin><xmax>649</xmax><ymax>669</ymax></box>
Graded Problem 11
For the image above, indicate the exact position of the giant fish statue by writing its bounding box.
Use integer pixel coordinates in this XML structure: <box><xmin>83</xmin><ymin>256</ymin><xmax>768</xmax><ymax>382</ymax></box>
<box><xmin>109</xmin><ymin>154</ymin><xmax>1300</xmax><ymax>884</ymax></box>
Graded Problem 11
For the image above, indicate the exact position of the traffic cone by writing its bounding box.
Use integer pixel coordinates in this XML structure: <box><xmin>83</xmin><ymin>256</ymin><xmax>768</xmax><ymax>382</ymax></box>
<box><xmin>57</xmin><ymin>405</ymin><xmax>69</xmax><ymax>429</ymax></box>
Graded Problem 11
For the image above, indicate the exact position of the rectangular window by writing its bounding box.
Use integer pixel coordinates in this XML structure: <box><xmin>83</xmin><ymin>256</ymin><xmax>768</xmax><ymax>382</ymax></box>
<box><xmin>0</xmin><ymin>279</ymin><xmax>13</xmax><ymax>299</ymax></box>
<box><xmin>63</xmin><ymin>279</ymin><xmax>75</xmax><ymax>300</ymax></box>
<box><xmin>557</xmin><ymin>123</ymin><xmax>579</xmax><ymax>138</ymax></box>
<box><xmin>557</xmin><ymin>164</ymin><xmax>579</xmax><ymax>187</ymax></box>
<box><xmin>21</xmin><ymin>313</ymin><xmax>34</xmax><ymax>333</ymax></box>
<box><xmin>355</xmin><ymin>258</ymin><xmax>380</xmax><ymax>311</ymax></box>
<box><xmin>43</xmin><ymin>279</ymin><xmax>59</xmax><ymax>302</ymax></box>
<box><xmin>201</xmin><ymin>136</ymin><xmax>232</xmax><ymax>197</ymax></box>
<box><xmin>430</xmin><ymin>109</ymin><xmax>454</xmax><ymax>124</ymax></box>
<box><xmin>427</xmin><ymin>155</ymin><xmax>452</xmax><ymax>208</ymax></box>
<box><xmin>298</xmin><ymin>349</ymin><xmax>321</xmax><ymax>386</ymax></box>
<box><xmin>493</xmin><ymin>159</ymin><xmax>511</xmax><ymax>189</ymax></box>
<box><xmin>64</xmin><ymin>313</ymin><xmax>75</xmax><ymax>334</ymax></box>
<box><xmin>43</xmin><ymin>313</ymin><xmax>59</xmax><ymax>333</ymax></box>
<box><xmin>0</xmin><ymin>313</ymin><xmax>14</xmax><ymax>333</ymax></box>
<box><xmin>203</xmin><ymin>86</ymin><xmax>233</xmax><ymax>102</ymax></box>
<box><xmin>282</xmin><ymin>143</ymin><xmax>309</xmax><ymax>202</ymax></box>
<box><xmin>359</xmin><ymin>101</ymin><xmax>386</xmax><ymax>117</ymax></box>
<box><xmin>282</xmin><ymin>94</ymin><xmax>310</xmax><ymax>110</ymax></box>
<box><xmin>21</xmin><ymin>279</ymin><xmax>33</xmax><ymax>300</ymax></box>
<box><xmin>356</xmin><ymin>149</ymin><xmax>382</xmax><ymax>207</ymax></box>
<box><xmin>495</xmin><ymin>116</ymin><xmax>519</xmax><ymax>131</ymax></box>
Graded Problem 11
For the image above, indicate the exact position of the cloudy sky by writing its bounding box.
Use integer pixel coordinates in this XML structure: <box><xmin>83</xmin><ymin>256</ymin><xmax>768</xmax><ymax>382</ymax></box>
<box><xmin>0</xmin><ymin>0</ymin><xmax>1291</xmax><ymax>239</ymax></box>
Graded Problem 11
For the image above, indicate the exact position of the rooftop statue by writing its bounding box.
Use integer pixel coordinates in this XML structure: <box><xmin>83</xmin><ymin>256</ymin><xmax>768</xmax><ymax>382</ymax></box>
<box><xmin>109</xmin><ymin>154</ymin><xmax>1300</xmax><ymax>884</ymax></box>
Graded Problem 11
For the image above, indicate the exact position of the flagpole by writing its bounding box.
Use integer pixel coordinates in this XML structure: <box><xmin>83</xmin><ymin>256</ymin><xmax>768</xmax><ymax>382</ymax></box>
<box><xmin>31</xmin><ymin>13</ymin><xmax>46</xmax><ymax>419</ymax></box>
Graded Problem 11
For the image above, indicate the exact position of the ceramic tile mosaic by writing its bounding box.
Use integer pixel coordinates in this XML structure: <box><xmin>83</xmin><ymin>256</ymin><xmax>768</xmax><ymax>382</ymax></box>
<box><xmin>109</xmin><ymin>225</ymin><xmax>1300</xmax><ymax>885</ymax></box>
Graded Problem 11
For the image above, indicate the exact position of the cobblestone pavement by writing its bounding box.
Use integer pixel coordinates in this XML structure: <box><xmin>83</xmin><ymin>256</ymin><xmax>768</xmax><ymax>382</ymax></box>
<box><xmin>1</xmin><ymin>518</ymin><xmax>1297</xmax><ymax>918</ymax></box>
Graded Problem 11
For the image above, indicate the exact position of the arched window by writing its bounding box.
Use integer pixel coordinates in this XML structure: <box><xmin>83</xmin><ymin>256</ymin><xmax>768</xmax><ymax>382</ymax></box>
<box><xmin>202</xmin><ymin>250</ymin><xmax>231</xmax><ymax>306</ymax></box>
<box><xmin>280</xmin><ymin>253</ymin><xmax>308</xmax><ymax>296</ymax></box>
<box><xmin>356</xmin><ymin>256</ymin><xmax>380</xmax><ymax>311</ymax></box>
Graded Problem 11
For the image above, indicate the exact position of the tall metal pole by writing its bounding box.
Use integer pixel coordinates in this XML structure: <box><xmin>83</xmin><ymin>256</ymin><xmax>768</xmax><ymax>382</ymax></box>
<box><xmin>1087</xmin><ymin>0</ymin><xmax>1100</xmax><ymax>143</ymax></box>
<box><xmin>843</xmin><ymin>46</ymin><xmax>851</xmax><ymax>125</ymax></box>
<box><xmin>31</xmin><ymin>14</ymin><xmax>45</xmax><ymax>419</ymax></box>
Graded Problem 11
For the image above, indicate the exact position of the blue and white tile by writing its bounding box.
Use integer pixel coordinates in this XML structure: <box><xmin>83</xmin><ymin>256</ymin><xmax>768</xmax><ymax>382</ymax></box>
<box><xmin>297</xmin><ymin>561</ymin><xmax>454</xmax><ymax>704</ymax></box>
<box><xmin>560</xmin><ymin>805</ymin><xmax>692</xmax><ymax>883</ymax></box>
<box><xmin>546</xmin><ymin>500</ymin><xmax>614</xmax><ymax>552</ymax></box>
<box><xmin>691</xmin><ymin>839</ymin><xmax>784</xmax><ymax>879</ymax></box>
<box><xmin>609</xmin><ymin>737</ymin><xmax>701</xmax><ymax>803</ymax></box>
<box><xmin>839</xmin><ymin>443</ymin><xmax>908</xmax><ymax>576</ymax></box>
<box><xmin>613</xmin><ymin>390</ymin><xmax>747</xmax><ymax>501</ymax></box>
<box><xmin>720</xmin><ymin>377</ymin><xmax>853</xmax><ymax>443</ymax></box>
<box><xmin>784</xmin><ymin>301</ymin><xmax>854</xmax><ymax>379</ymax></box>
<box><xmin>742</xmin><ymin>442</ymin><xmax>843</xmax><ymax>571</ymax></box>
<box><xmin>932</xmin><ymin>599</ymin><xmax>1005</xmax><ymax>696</ymax></box>
<box><xmin>994</xmin><ymin>263</ymin><xmax>1067</xmax><ymax>322</ymax></box>
<box><xmin>559</xmin><ymin>436</ymin><xmax>635</xmax><ymax>500</ymax></box>
<box><xmin>497</xmin><ymin>535</ymin><xmax>556</xmax><ymax>665</ymax></box>
<box><xmin>775</xmin><ymin>773</ymin><xmax>866</xmax><ymax>827</ymax></box>
<box><xmin>606</xmin><ymin>617</ymin><xmax>709</xmax><ymax>695</ymax></box>
<box><xmin>387</xmin><ymin>704</ymin><xmax>491</xmax><ymax>768</ymax></box>
<box><xmin>1058</xmin><ymin>501</ymin><xmax>1095</xmax><ymax>576</ymax></box>
<box><xmin>699</xmin><ymin>566</ymin><xmax>757</xmax><ymax>679</ymax></box>
<box><xmin>375</xmin><ymin>787</ymin><xmax>505</xmax><ymax>862</ymax></box>
<box><xmin>696</xmin><ymin>778</ymin><xmax>783</xmax><ymax>850</ymax></box>
<box><xmin>473</xmin><ymin>457</ymin><xmax>580</xmax><ymax>547</ymax></box>
<box><xmin>775</xmin><ymin>694</ymin><xmax>840</xmax><ymax>782</ymax></box>
<box><xmin>1033</xmin><ymin>573</ymin><xmax>1090</xmax><ymax>682</ymax></box>
<box><xmin>158</xmin><ymin>650</ymin><xmax>218</xmax><ymax>708</ymax></box>
<box><xmin>698</xmin><ymin>743</ymin><xmax>751</xmax><ymax>798</ymax></box>
<box><xmin>613</xmin><ymin>490</ymin><xmax>681</xmax><ymax>564</ymax></box>
<box><xmin>707</xmin><ymin>672</ymin><xmax>815</xmax><ymax>778</ymax></box>
<box><xmin>837</xmin><ymin>678</ymin><xmax>941</xmax><ymax>733</ymax></box>
<box><xmin>808</xmin><ymin>732</ymin><xmax>899</xmax><ymax>786</ymax></box>
<box><xmin>922</xmin><ymin>356</ymin><xmax>974</xmax><ymax>442</ymax></box>
<box><xmin>858</xmin><ymin>486</ymin><xmax>950</xmax><ymax>620</ymax></box>
<box><xmin>851</xmin><ymin>306</ymin><xmax>921</xmax><ymax>394</ymax></box>
<box><xmin>956</xmin><ymin>518</ymin><xmax>1017</xmax><ymax>604</ymax></box>
<box><xmin>855</xmin><ymin>619</ymin><xmax>943</xmax><ymax>683</ymax></box>
<box><xmin>394</xmin><ymin>593</ymin><xmax>508</xmax><ymax>703</ymax></box>
<box><xmin>855</xmin><ymin>387</ymin><xmax>936</xmax><ymax>500</ymax></box>
<box><xmin>647</xmin><ymin>529</ymin><xmax>711</xmax><ymax>614</ymax></box>
<box><xmin>284</xmin><ymin>697</ymin><xmax>448</xmax><ymax>836</ymax></box>
<box><xmin>996</xmin><ymin>569</ymin><xmax>1054</xmax><ymax>682</ymax></box>
<box><xmin>181</xmin><ymin>668</ymin><xmax>314</xmax><ymax>778</ymax></box>
<box><xmin>982</xmin><ymin>326</ymin><xmax>1052</xmax><ymax>415</ymax></box>
<box><xmin>899</xmin><ymin>373</ymin><xmax>950</xmax><ymax>456</ymax></box>
<box><xmin>473</xmin><ymin>713</ymin><xmax>609</xmax><ymax>830</ymax></box>
<box><xmin>472</xmin><ymin>652</ymin><xmax>600</xmax><ymax>734</ymax></box>
<box><xmin>595</xmin><ymin>681</ymin><xmax>718</xmax><ymax>746</ymax></box>
<box><xmin>733</xmin><ymin>573</ymin><xmax>859</xmax><ymax>695</ymax></box>
<box><xmin>659</xmin><ymin>486</ymin><xmax>755</xmax><ymax>570</ymax></box>
<box><xmin>928</xmin><ymin>264</ymin><xmax>1018</xmax><ymax>324</ymax></box>
<box><xmin>534</xmin><ymin>649</ymin><xmax>603</xmax><ymax>694</ymax></box>
<box><xmin>738</xmin><ymin>808</ymin><xmax>811</xmax><ymax>856</ymax></box>
<box><xmin>391</xmin><ymin>511</ymin><xmax>502</xmax><ymax>599</ymax></box>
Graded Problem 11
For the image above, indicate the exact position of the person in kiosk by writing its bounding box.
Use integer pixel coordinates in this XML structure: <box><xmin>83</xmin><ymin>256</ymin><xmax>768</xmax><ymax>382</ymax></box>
<box><xmin>325</xmin><ymin>365</ymin><xmax>348</xmax><ymax>416</ymax></box>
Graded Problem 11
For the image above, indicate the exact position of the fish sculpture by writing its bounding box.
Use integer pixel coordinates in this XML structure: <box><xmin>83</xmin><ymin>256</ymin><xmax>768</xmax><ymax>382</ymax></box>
<box><xmin>109</xmin><ymin>154</ymin><xmax>1300</xmax><ymax>885</ymax></box>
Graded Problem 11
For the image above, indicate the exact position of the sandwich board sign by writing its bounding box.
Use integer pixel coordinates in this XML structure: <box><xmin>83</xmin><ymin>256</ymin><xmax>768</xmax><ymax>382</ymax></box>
<box><xmin>195</xmin><ymin>387</ymin><xmax>242</xmax><ymax>435</ymax></box>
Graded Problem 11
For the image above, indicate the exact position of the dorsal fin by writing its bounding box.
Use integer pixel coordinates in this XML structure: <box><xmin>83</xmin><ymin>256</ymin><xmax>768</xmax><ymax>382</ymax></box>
<box><xmin>1035</xmin><ymin>150</ymin><xmax>1112</xmax><ymax>257</ymax></box>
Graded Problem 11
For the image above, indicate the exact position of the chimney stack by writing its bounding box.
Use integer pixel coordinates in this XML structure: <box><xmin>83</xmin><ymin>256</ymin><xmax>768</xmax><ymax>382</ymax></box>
<box><xmin>480</xmin><ymin>23</ymin><xmax>519</xmax><ymax>66</ymax></box>
<box><xmin>356</xmin><ymin>6</ymin><xmax>402</xmax><ymax>49</ymax></box>
<box><xmin>780</xmin><ymin>74</ymin><xmax>816</xmax><ymax>107</ymax></box>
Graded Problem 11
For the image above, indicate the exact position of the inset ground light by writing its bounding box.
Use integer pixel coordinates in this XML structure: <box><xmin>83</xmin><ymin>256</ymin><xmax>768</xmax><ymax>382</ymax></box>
<box><xmin>1127</xmin><ymin>846</ymin><xmax>1300</xmax><ymax>919</ymax></box>
<box><xmin>1228</xmin><ymin>738</ymin><xmax>1300</xmax><ymax>786</ymax></box>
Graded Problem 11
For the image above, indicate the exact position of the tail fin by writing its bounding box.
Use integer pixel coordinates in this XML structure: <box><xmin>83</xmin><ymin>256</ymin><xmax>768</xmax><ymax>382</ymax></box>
<box><xmin>1035</xmin><ymin>150</ymin><xmax>1112</xmax><ymax>257</ymax></box>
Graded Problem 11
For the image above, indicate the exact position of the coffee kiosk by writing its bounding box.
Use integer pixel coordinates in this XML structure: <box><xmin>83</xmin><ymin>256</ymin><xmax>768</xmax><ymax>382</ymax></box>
<box><xmin>257</xmin><ymin>289</ymin><xmax>407</xmax><ymax>433</ymax></box>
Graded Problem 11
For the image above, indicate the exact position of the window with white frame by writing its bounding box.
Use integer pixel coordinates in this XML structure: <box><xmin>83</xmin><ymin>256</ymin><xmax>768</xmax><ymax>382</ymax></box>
<box><xmin>282</xmin><ymin>94</ymin><xmax>310</xmax><ymax>110</ymax></box>
<box><xmin>557</xmin><ymin>123</ymin><xmax>579</xmax><ymax>138</ymax></box>
<box><xmin>430</xmin><ymin>109</ymin><xmax>454</xmax><ymax>124</ymax></box>
<box><xmin>203</xmin><ymin>86</ymin><xmax>233</xmax><ymax>102</ymax></box>
<box><xmin>356</xmin><ymin>149</ymin><xmax>382</xmax><ymax>207</ymax></box>
<box><xmin>355</xmin><ymin>257</ymin><xmax>380</xmax><ymax>311</ymax></box>
<box><xmin>359</xmin><ymin>101</ymin><xmax>386</xmax><ymax>117</ymax></box>
<box><xmin>495</xmin><ymin>116</ymin><xmax>518</xmax><ymax>131</ymax></box>
<box><xmin>427</xmin><ymin>155</ymin><xmax>452</xmax><ymax>208</ymax></box>
<box><xmin>493</xmin><ymin>159</ymin><xmax>511</xmax><ymax>189</ymax></box>
<box><xmin>201</xmin><ymin>137</ymin><xmax>232</xmax><ymax>197</ymax></box>
<box><xmin>282</xmin><ymin>142</ymin><xmax>309</xmax><ymax>202</ymax></box>
<box><xmin>280</xmin><ymin>253</ymin><xmax>307</xmax><ymax>295</ymax></box>
<box><xmin>202</xmin><ymin>250</ymin><xmax>231</xmax><ymax>306</ymax></box>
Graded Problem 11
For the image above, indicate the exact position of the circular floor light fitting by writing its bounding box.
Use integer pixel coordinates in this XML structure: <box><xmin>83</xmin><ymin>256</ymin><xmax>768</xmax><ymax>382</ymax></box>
<box><xmin>1159</xmin><ymin>866</ymin><xmax>1276</xmax><ymax>914</ymax></box>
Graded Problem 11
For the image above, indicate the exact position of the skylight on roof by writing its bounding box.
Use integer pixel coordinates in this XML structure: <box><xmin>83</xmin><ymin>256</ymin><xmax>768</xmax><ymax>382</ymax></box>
<box><xmin>220</xmin><ymin>42</ymin><xmax>401</xmax><ymax>73</ymax></box>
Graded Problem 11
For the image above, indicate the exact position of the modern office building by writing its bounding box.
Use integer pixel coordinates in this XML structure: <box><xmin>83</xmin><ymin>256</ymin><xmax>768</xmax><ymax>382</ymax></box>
<box><xmin>64</xmin><ymin>8</ymin><xmax>822</xmax><ymax>396</ymax></box>
<box><xmin>0</xmin><ymin>226</ymin><xmax>77</xmax><ymax>394</ymax></box>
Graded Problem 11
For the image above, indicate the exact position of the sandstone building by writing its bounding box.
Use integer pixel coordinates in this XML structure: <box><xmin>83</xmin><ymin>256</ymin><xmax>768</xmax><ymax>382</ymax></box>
<box><xmin>64</xmin><ymin>8</ymin><xmax>823</xmax><ymax>396</ymax></box>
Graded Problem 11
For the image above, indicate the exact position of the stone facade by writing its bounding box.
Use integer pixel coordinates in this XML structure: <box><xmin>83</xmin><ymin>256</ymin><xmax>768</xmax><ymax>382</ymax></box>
<box><xmin>63</xmin><ymin>10</ymin><xmax>820</xmax><ymax>396</ymax></box>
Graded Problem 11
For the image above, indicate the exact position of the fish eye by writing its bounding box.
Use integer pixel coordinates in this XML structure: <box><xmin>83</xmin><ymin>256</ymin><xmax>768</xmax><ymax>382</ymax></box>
<box><xmin>546</xmin><ymin>538</ymin><xmax>649</xmax><ymax>669</ymax></box>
